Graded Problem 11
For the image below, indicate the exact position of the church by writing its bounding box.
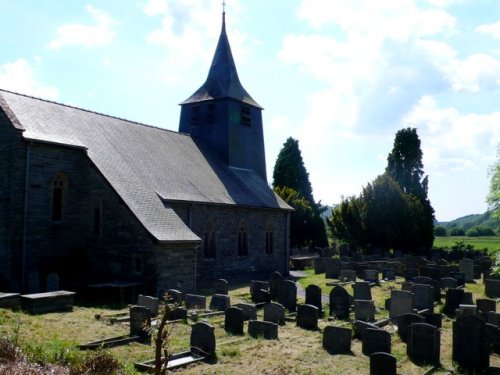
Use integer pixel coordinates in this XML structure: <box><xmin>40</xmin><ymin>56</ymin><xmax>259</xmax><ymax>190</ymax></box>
<box><xmin>0</xmin><ymin>11</ymin><xmax>291</xmax><ymax>295</ymax></box>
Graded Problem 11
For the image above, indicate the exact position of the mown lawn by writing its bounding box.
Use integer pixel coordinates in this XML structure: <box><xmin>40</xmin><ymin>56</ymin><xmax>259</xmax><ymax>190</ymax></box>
<box><xmin>433</xmin><ymin>236</ymin><xmax>500</xmax><ymax>252</ymax></box>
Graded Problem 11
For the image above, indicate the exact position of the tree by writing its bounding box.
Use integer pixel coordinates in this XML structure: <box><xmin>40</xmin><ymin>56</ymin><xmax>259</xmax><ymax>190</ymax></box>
<box><xmin>434</xmin><ymin>226</ymin><xmax>447</xmax><ymax>237</ymax></box>
<box><xmin>385</xmin><ymin>127</ymin><xmax>434</xmax><ymax>249</ymax></box>
<box><xmin>487</xmin><ymin>147</ymin><xmax>500</xmax><ymax>218</ymax></box>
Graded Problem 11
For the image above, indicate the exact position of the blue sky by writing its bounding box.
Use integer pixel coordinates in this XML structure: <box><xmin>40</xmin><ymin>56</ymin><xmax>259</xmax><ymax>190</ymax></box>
<box><xmin>1</xmin><ymin>0</ymin><xmax>499</xmax><ymax>221</ymax></box>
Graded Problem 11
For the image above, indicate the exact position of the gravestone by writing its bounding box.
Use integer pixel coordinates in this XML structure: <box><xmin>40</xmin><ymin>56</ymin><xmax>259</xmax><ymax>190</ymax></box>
<box><xmin>397</xmin><ymin>313</ymin><xmax>425</xmax><ymax>343</ymax></box>
<box><xmin>209</xmin><ymin>294</ymin><xmax>230</xmax><ymax>311</ymax></box>
<box><xmin>354</xmin><ymin>300</ymin><xmax>375</xmax><ymax>322</ymax></box>
<box><xmin>190</xmin><ymin>322</ymin><xmax>216</xmax><ymax>356</ymax></box>
<box><xmin>130</xmin><ymin>305</ymin><xmax>151</xmax><ymax>341</ymax></box>
<box><xmin>443</xmin><ymin>288</ymin><xmax>464</xmax><ymax>315</ymax></box>
<box><xmin>462</xmin><ymin>291</ymin><xmax>474</xmax><ymax>305</ymax></box>
<box><xmin>456</xmin><ymin>304</ymin><xmax>477</xmax><ymax>318</ymax></box>
<box><xmin>263</xmin><ymin>302</ymin><xmax>285</xmax><ymax>325</ymax></box>
<box><xmin>184</xmin><ymin>294</ymin><xmax>207</xmax><ymax>310</ymax></box>
<box><xmin>460</xmin><ymin>258</ymin><xmax>474</xmax><ymax>282</ymax></box>
<box><xmin>441</xmin><ymin>277</ymin><xmax>458</xmax><ymax>289</ymax></box>
<box><xmin>364</xmin><ymin>270</ymin><xmax>379</xmax><ymax>283</ymax></box>
<box><xmin>269</xmin><ymin>271</ymin><xmax>282</xmax><ymax>301</ymax></box>
<box><xmin>453</xmin><ymin>315</ymin><xmax>491</xmax><ymax>370</ymax></box>
<box><xmin>412</xmin><ymin>284</ymin><xmax>434</xmax><ymax>312</ymax></box>
<box><xmin>354</xmin><ymin>320</ymin><xmax>381</xmax><ymax>340</ymax></box>
<box><xmin>370</xmin><ymin>352</ymin><xmax>397</xmax><ymax>375</ymax></box>
<box><xmin>137</xmin><ymin>295</ymin><xmax>159</xmax><ymax>316</ymax></box>
<box><xmin>248</xmin><ymin>320</ymin><xmax>278</xmax><ymax>340</ymax></box>
<box><xmin>407</xmin><ymin>323</ymin><xmax>440</xmax><ymax>365</ymax></box>
<box><xmin>46</xmin><ymin>272</ymin><xmax>60</xmax><ymax>292</ymax></box>
<box><xmin>431</xmin><ymin>280</ymin><xmax>441</xmax><ymax>303</ymax></box>
<box><xmin>362</xmin><ymin>328</ymin><xmax>391</xmax><ymax>356</ymax></box>
<box><xmin>422</xmin><ymin>312</ymin><xmax>442</xmax><ymax>329</ymax></box>
<box><xmin>168</xmin><ymin>306</ymin><xmax>187</xmax><ymax>321</ymax></box>
<box><xmin>353</xmin><ymin>281</ymin><xmax>372</xmax><ymax>300</ymax></box>
<box><xmin>277</xmin><ymin>280</ymin><xmax>297</xmax><ymax>312</ymax></box>
<box><xmin>314</xmin><ymin>257</ymin><xmax>326</xmax><ymax>274</ymax></box>
<box><xmin>214</xmin><ymin>279</ymin><xmax>228</xmax><ymax>295</ymax></box>
<box><xmin>339</xmin><ymin>269</ymin><xmax>356</xmax><ymax>282</ymax></box>
<box><xmin>250</xmin><ymin>280</ymin><xmax>269</xmax><ymax>294</ymax></box>
<box><xmin>233</xmin><ymin>303</ymin><xmax>257</xmax><ymax>321</ymax></box>
<box><xmin>296</xmin><ymin>304</ymin><xmax>319</xmax><ymax>330</ymax></box>
<box><xmin>305</xmin><ymin>284</ymin><xmax>323</xmax><ymax>315</ymax></box>
<box><xmin>389</xmin><ymin>290</ymin><xmax>413</xmax><ymax>321</ymax></box>
<box><xmin>405</xmin><ymin>268</ymin><xmax>418</xmax><ymax>281</ymax></box>
<box><xmin>474</xmin><ymin>265</ymin><xmax>482</xmax><ymax>280</ymax></box>
<box><xmin>166</xmin><ymin>289</ymin><xmax>183</xmax><ymax>304</ymax></box>
<box><xmin>323</xmin><ymin>326</ymin><xmax>352</xmax><ymax>354</ymax></box>
<box><xmin>224</xmin><ymin>307</ymin><xmax>244</xmax><ymax>335</ymax></box>
<box><xmin>451</xmin><ymin>272</ymin><xmax>466</xmax><ymax>287</ymax></box>
<box><xmin>489</xmin><ymin>312</ymin><xmax>500</xmax><ymax>327</ymax></box>
<box><xmin>413</xmin><ymin>276</ymin><xmax>432</xmax><ymax>285</ymax></box>
<box><xmin>486</xmin><ymin>279</ymin><xmax>500</xmax><ymax>298</ymax></box>
<box><xmin>402</xmin><ymin>281</ymin><xmax>414</xmax><ymax>292</ymax></box>
<box><xmin>477</xmin><ymin>299</ymin><xmax>497</xmax><ymax>320</ymax></box>
<box><xmin>325</xmin><ymin>258</ymin><xmax>340</xmax><ymax>279</ymax></box>
<box><xmin>252</xmin><ymin>289</ymin><xmax>271</xmax><ymax>304</ymax></box>
<box><xmin>382</xmin><ymin>268</ymin><xmax>396</xmax><ymax>281</ymax></box>
<box><xmin>329</xmin><ymin>286</ymin><xmax>351</xmax><ymax>320</ymax></box>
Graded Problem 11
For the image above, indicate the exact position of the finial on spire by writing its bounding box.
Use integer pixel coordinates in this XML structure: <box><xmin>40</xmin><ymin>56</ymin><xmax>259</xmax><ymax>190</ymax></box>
<box><xmin>222</xmin><ymin>0</ymin><xmax>226</xmax><ymax>29</ymax></box>
<box><xmin>222</xmin><ymin>0</ymin><xmax>226</xmax><ymax>14</ymax></box>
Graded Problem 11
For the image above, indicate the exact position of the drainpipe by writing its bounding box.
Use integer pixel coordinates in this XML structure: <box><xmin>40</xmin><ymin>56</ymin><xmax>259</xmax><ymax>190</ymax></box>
<box><xmin>21</xmin><ymin>140</ymin><xmax>32</xmax><ymax>292</ymax></box>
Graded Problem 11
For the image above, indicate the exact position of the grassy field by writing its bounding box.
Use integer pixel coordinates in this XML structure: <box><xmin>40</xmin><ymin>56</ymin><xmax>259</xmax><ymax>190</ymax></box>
<box><xmin>433</xmin><ymin>236</ymin><xmax>500</xmax><ymax>252</ymax></box>
<box><xmin>1</xmin><ymin>273</ymin><xmax>500</xmax><ymax>374</ymax></box>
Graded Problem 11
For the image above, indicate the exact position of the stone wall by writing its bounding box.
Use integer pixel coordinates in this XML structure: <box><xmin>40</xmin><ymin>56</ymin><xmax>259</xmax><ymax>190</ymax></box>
<box><xmin>155</xmin><ymin>242</ymin><xmax>196</xmax><ymax>294</ymax></box>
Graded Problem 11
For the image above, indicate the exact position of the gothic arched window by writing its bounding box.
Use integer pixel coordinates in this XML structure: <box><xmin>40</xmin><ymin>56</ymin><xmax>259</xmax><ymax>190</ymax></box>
<box><xmin>265</xmin><ymin>222</ymin><xmax>275</xmax><ymax>254</ymax></box>
<box><xmin>203</xmin><ymin>219</ymin><xmax>217</xmax><ymax>259</ymax></box>
<box><xmin>51</xmin><ymin>173</ymin><xmax>68</xmax><ymax>223</ymax></box>
<box><xmin>237</xmin><ymin>222</ymin><xmax>248</xmax><ymax>257</ymax></box>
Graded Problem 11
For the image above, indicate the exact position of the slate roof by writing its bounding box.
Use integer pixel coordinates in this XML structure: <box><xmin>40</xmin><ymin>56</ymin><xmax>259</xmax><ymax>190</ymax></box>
<box><xmin>0</xmin><ymin>89</ymin><xmax>290</xmax><ymax>243</ymax></box>
<box><xmin>181</xmin><ymin>13</ymin><xmax>261</xmax><ymax>108</ymax></box>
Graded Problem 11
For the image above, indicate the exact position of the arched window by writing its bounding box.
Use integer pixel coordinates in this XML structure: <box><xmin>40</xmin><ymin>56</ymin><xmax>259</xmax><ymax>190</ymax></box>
<box><xmin>51</xmin><ymin>173</ymin><xmax>68</xmax><ymax>223</ymax></box>
<box><xmin>265</xmin><ymin>222</ymin><xmax>275</xmax><ymax>254</ymax></box>
<box><xmin>203</xmin><ymin>219</ymin><xmax>217</xmax><ymax>259</ymax></box>
<box><xmin>237</xmin><ymin>222</ymin><xmax>248</xmax><ymax>257</ymax></box>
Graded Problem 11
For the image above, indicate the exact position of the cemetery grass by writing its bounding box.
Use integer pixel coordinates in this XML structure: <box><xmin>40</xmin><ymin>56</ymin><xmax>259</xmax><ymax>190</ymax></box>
<box><xmin>1</xmin><ymin>275</ymin><xmax>500</xmax><ymax>374</ymax></box>
<box><xmin>433</xmin><ymin>236</ymin><xmax>500</xmax><ymax>252</ymax></box>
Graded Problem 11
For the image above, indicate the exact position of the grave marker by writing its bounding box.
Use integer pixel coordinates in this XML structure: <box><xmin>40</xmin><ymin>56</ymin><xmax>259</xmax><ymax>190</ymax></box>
<box><xmin>407</xmin><ymin>323</ymin><xmax>440</xmax><ymax>365</ymax></box>
<box><xmin>362</xmin><ymin>328</ymin><xmax>391</xmax><ymax>356</ymax></box>
<box><xmin>323</xmin><ymin>326</ymin><xmax>352</xmax><ymax>354</ymax></box>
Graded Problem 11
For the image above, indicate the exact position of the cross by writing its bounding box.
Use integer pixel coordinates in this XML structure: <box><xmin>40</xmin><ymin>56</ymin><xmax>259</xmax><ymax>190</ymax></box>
<box><xmin>222</xmin><ymin>0</ymin><xmax>226</xmax><ymax>13</ymax></box>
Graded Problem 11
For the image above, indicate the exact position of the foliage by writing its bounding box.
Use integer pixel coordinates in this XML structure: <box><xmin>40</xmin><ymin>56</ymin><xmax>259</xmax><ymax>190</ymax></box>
<box><xmin>449</xmin><ymin>227</ymin><xmax>465</xmax><ymax>236</ymax></box>
<box><xmin>487</xmin><ymin>146</ymin><xmax>500</xmax><ymax>219</ymax></box>
<box><xmin>274</xmin><ymin>186</ymin><xmax>328</xmax><ymax>248</ymax></box>
<box><xmin>466</xmin><ymin>225</ymin><xmax>496</xmax><ymax>237</ymax></box>
<box><xmin>434</xmin><ymin>225</ymin><xmax>447</xmax><ymax>237</ymax></box>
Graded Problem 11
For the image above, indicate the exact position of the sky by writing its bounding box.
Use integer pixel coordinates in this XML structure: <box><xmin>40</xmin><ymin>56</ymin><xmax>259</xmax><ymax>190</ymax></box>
<box><xmin>1</xmin><ymin>0</ymin><xmax>499</xmax><ymax>222</ymax></box>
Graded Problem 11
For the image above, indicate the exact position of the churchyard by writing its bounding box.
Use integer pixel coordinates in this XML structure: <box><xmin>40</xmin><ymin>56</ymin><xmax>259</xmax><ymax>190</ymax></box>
<box><xmin>2</xmin><ymin>251</ymin><xmax>500</xmax><ymax>374</ymax></box>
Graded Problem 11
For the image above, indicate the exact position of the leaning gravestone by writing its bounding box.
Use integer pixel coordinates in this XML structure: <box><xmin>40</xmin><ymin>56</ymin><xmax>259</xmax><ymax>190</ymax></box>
<box><xmin>323</xmin><ymin>326</ymin><xmax>352</xmax><ymax>354</ymax></box>
<box><xmin>46</xmin><ymin>272</ymin><xmax>60</xmax><ymax>292</ymax></box>
<box><xmin>214</xmin><ymin>279</ymin><xmax>229</xmax><ymax>295</ymax></box>
<box><xmin>248</xmin><ymin>320</ymin><xmax>278</xmax><ymax>340</ymax></box>
<box><xmin>362</xmin><ymin>328</ymin><xmax>391</xmax><ymax>356</ymax></box>
<box><xmin>407</xmin><ymin>323</ymin><xmax>440</xmax><ymax>365</ymax></box>
<box><xmin>354</xmin><ymin>300</ymin><xmax>375</xmax><ymax>322</ymax></box>
<box><xmin>269</xmin><ymin>271</ymin><xmax>282</xmax><ymax>301</ymax></box>
<box><xmin>224</xmin><ymin>307</ymin><xmax>244</xmax><ymax>335</ymax></box>
<box><xmin>137</xmin><ymin>295</ymin><xmax>159</xmax><ymax>316</ymax></box>
<box><xmin>233</xmin><ymin>303</ymin><xmax>257</xmax><ymax>321</ymax></box>
<box><xmin>130</xmin><ymin>305</ymin><xmax>151</xmax><ymax>341</ymax></box>
<box><xmin>305</xmin><ymin>284</ymin><xmax>323</xmax><ymax>315</ymax></box>
<box><xmin>370</xmin><ymin>352</ymin><xmax>397</xmax><ymax>375</ymax></box>
<box><xmin>353</xmin><ymin>281</ymin><xmax>372</xmax><ymax>300</ymax></box>
<box><xmin>453</xmin><ymin>315</ymin><xmax>491</xmax><ymax>370</ymax></box>
<box><xmin>329</xmin><ymin>286</ymin><xmax>351</xmax><ymax>320</ymax></box>
<box><xmin>460</xmin><ymin>258</ymin><xmax>475</xmax><ymax>282</ymax></box>
<box><xmin>397</xmin><ymin>313</ymin><xmax>425</xmax><ymax>343</ymax></box>
<box><xmin>296</xmin><ymin>304</ymin><xmax>319</xmax><ymax>330</ymax></box>
<box><xmin>264</xmin><ymin>302</ymin><xmax>285</xmax><ymax>325</ymax></box>
<box><xmin>389</xmin><ymin>290</ymin><xmax>413</xmax><ymax>321</ymax></box>
<box><xmin>190</xmin><ymin>322</ymin><xmax>216</xmax><ymax>357</ymax></box>
<box><xmin>325</xmin><ymin>258</ymin><xmax>340</xmax><ymax>279</ymax></box>
<box><xmin>184</xmin><ymin>294</ymin><xmax>207</xmax><ymax>310</ymax></box>
<box><xmin>209</xmin><ymin>294</ymin><xmax>230</xmax><ymax>311</ymax></box>
<box><xmin>277</xmin><ymin>280</ymin><xmax>297</xmax><ymax>312</ymax></box>
<box><xmin>354</xmin><ymin>320</ymin><xmax>381</xmax><ymax>340</ymax></box>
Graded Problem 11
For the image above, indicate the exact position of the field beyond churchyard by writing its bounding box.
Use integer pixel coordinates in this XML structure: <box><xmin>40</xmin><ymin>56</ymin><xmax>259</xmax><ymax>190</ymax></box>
<box><xmin>433</xmin><ymin>236</ymin><xmax>500</xmax><ymax>253</ymax></box>
<box><xmin>1</xmin><ymin>270</ymin><xmax>500</xmax><ymax>374</ymax></box>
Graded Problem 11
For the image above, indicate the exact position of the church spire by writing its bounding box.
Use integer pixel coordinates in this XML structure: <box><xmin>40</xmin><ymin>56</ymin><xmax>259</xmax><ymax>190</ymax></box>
<box><xmin>181</xmin><ymin>8</ymin><xmax>261</xmax><ymax>108</ymax></box>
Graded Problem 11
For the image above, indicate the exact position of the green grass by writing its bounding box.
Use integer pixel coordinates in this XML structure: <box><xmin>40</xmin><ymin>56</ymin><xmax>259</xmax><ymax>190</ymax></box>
<box><xmin>433</xmin><ymin>236</ymin><xmax>500</xmax><ymax>252</ymax></box>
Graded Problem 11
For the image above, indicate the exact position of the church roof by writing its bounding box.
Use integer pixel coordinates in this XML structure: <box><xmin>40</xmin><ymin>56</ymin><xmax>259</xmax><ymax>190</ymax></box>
<box><xmin>0</xmin><ymin>89</ymin><xmax>290</xmax><ymax>243</ymax></box>
<box><xmin>181</xmin><ymin>13</ymin><xmax>262</xmax><ymax>108</ymax></box>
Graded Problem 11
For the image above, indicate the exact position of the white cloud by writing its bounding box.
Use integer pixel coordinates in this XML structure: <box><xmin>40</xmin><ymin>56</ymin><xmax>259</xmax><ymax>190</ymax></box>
<box><xmin>476</xmin><ymin>21</ymin><xmax>500</xmax><ymax>39</ymax></box>
<box><xmin>0</xmin><ymin>59</ymin><xmax>59</xmax><ymax>99</ymax></box>
<box><xmin>48</xmin><ymin>5</ymin><xmax>117</xmax><ymax>49</ymax></box>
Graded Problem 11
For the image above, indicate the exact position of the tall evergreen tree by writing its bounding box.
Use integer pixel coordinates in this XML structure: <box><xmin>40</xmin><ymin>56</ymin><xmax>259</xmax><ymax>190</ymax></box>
<box><xmin>487</xmin><ymin>146</ymin><xmax>500</xmax><ymax>218</ymax></box>
<box><xmin>385</xmin><ymin>128</ymin><xmax>435</xmax><ymax>249</ymax></box>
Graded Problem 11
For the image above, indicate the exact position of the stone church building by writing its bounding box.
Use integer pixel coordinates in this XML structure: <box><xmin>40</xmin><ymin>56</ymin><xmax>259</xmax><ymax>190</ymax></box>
<box><xmin>0</xmin><ymin>13</ymin><xmax>291</xmax><ymax>295</ymax></box>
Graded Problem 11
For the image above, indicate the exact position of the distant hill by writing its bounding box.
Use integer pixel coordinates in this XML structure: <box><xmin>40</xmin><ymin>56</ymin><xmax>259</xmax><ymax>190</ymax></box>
<box><xmin>438</xmin><ymin>211</ymin><xmax>500</xmax><ymax>233</ymax></box>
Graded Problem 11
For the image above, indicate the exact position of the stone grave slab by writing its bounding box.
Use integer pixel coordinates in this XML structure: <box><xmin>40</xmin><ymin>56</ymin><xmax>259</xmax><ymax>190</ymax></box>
<box><xmin>233</xmin><ymin>303</ymin><xmax>257</xmax><ymax>321</ymax></box>
<box><xmin>329</xmin><ymin>286</ymin><xmax>351</xmax><ymax>320</ymax></box>
<box><xmin>407</xmin><ymin>322</ymin><xmax>440</xmax><ymax>365</ymax></box>
<box><xmin>412</xmin><ymin>284</ymin><xmax>434</xmax><ymax>312</ymax></box>
<box><xmin>248</xmin><ymin>320</ymin><xmax>278</xmax><ymax>340</ymax></box>
<box><xmin>296</xmin><ymin>304</ymin><xmax>319</xmax><ymax>330</ymax></box>
<box><xmin>209</xmin><ymin>294</ymin><xmax>230</xmax><ymax>311</ymax></box>
<box><xmin>389</xmin><ymin>290</ymin><xmax>413</xmax><ymax>321</ymax></box>
<box><xmin>130</xmin><ymin>305</ymin><xmax>151</xmax><ymax>341</ymax></box>
<box><xmin>166</xmin><ymin>289</ymin><xmax>183</xmax><ymax>304</ymax></box>
<box><xmin>190</xmin><ymin>322</ymin><xmax>216</xmax><ymax>357</ymax></box>
<box><xmin>364</xmin><ymin>270</ymin><xmax>379</xmax><ymax>283</ymax></box>
<box><xmin>382</xmin><ymin>268</ymin><xmax>396</xmax><ymax>281</ymax></box>
<box><xmin>339</xmin><ymin>269</ymin><xmax>356</xmax><ymax>282</ymax></box>
<box><xmin>314</xmin><ymin>257</ymin><xmax>326</xmax><ymax>274</ymax></box>
<box><xmin>354</xmin><ymin>300</ymin><xmax>375</xmax><ymax>322</ymax></box>
<box><xmin>184</xmin><ymin>294</ymin><xmax>207</xmax><ymax>310</ymax></box>
<box><xmin>460</xmin><ymin>258</ymin><xmax>474</xmax><ymax>282</ymax></box>
<box><xmin>269</xmin><ymin>271</ymin><xmax>282</xmax><ymax>301</ymax></box>
<box><xmin>353</xmin><ymin>281</ymin><xmax>372</xmax><ymax>300</ymax></box>
<box><xmin>370</xmin><ymin>352</ymin><xmax>396</xmax><ymax>375</ymax></box>
<box><xmin>325</xmin><ymin>258</ymin><xmax>340</xmax><ymax>279</ymax></box>
<box><xmin>0</xmin><ymin>293</ymin><xmax>20</xmax><ymax>310</ymax></box>
<box><xmin>453</xmin><ymin>315</ymin><xmax>491</xmax><ymax>370</ymax></box>
<box><xmin>21</xmin><ymin>290</ymin><xmax>75</xmax><ymax>314</ymax></box>
<box><xmin>277</xmin><ymin>280</ymin><xmax>297</xmax><ymax>312</ymax></box>
<box><xmin>323</xmin><ymin>326</ymin><xmax>352</xmax><ymax>354</ymax></box>
<box><xmin>362</xmin><ymin>328</ymin><xmax>391</xmax><ymax>356</ymax></box>
<box><xmin>305</xmin><ymin>284</ymin><xmax>322</xmax><ymax>315</ymax></box>
<box><xmin>441</xmin><ymin>277</ymin><xmax>458</xmax><ymax>289</ymax></box>
<box><xmin>397</xmin><ymin>313</ymin><xmax>425</xmax><ymax>343</ymax></box>
<box><xmin>46</xmin><ymin>272</ymin><xmax>60</xmax><ymax>292</ymax></box>
<box><xmin>422</xmin><ymin>312</ymin><xmax>442</xmax><ymax>329</ymax></box>
<box><xmin>486</xmin><ymin>279</ymin><xmax>500</xmax><ymax>298</ymax></box>
<box><xmin>137</xmin><ymin>295</ymin><xmax>159</xmax><ymax>316</ymax></box>
<box><xmin>214</xmin><ymin>279</ymin><xmax>228</xmax><ymax>295</ymax></box>
<box><xmin>263</xmin><ymin>302</ymin><xmax>285</xmax><ymax>325</ymax></box>
<box><xmin>353</xmin><ymin>320</ymin><xmax>380</xmax><ymax>340</ymax></box>
<box><xmin>224</xmin><ymin>307</ymin><xmax>244</xmax><ymax>335</ymax></box>
<box><xmin>443</xmin><ymin>288</ymin><xmax>464</xmax><ymax>315</ymax></box>
<box><xmin>477</xmin><ymin>299</ymin><xmax>496</xmax><ymax>320</ymax></box>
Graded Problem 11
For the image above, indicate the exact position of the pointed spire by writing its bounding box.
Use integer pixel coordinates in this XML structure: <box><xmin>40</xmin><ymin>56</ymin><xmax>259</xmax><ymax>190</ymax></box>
<box><xmin>181</xmin><ymin>8</ymin><xmax>261</xmax><ymax>108</ymax></box>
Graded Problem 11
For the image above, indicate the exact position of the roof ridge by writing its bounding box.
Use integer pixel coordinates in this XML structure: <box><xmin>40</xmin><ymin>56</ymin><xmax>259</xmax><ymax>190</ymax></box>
<box><xmin>0</xmin><ymin>87</ymin><xmax>187</xmax><ymax>136</ymax></box>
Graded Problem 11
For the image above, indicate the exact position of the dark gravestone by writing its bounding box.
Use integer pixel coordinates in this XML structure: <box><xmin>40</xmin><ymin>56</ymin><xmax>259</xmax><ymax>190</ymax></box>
<box><xmin>364</xmin><ymin>270</ymin><xmax>379</xmax><ymax>283</ymax></box>
<box><xmin>314</xmin><ymin>257</ymin><xmax>326</xmax><ymax>274</ymax></box>
<box><xmin>405</xmin><ymin>268</ymin><xmax>418</xmax><ymax>281</ymax></box>
<box><xmin>486</xmin><ymin>279</ymin><xmax>500</xmax><ymax>298</ymax></box>
<box><xmin>487</xmin><ymin>323</ymin><xmax>500</xmax><ymax>354</ymax></box>
<box><xmin>252</xmin><ymin>289</ymin><xmax>271</xmax><ymax>304</ymax></box>
<box><xmin>305</xmin><ymin>284</ymin><xmax>322</xmax><ymax>315</ymax></box>
<box><xmin>382</xmin><ymin>268</ymin><xmax>396</xmax><ymax>281</ymax></box>
<box><xmin>329</xmin><ymin>286</ymin><xmax>351</xmax><ymax>320</ymax></box>
<box><xmin>431</xmin><ymin>280</ymin><xmax>441</xmax><ymax>303</ymax></box>
<box><xmin>296</xmin><ymin>304</ymin><xmax>319</xmax><ymax>330</ymax></box>
<box><xmin>453</xmin><ymin>315</ymin><xmax>491</xmax><ymax>370</ymax></box>
<box><xmin>190</xmin><ymin>322</ymin><xmax>216</xmax><ymax>357</ymax></box>
<box><xmin>354</xmin><ymin>300</ymin><xmax>375</xmax><ymax>322</ymax></box>
<box><xmin>214</xmin><ymin>279</ymin><xmax>228</xmax><ymax>295</ymax></box>
<box><xmin>489</xmin><ymin>311</ymin><xmax>500</xmax><ymax>327</ymax></box>
<box><xmin>353</xmin><ymin>281</ymin><xmax>372</xmax><ymax>300</ymax></box>
<box><xmin>263</xmin><ymin>302</ymin><xmax>285</xmax><ymax>325</ymax></box>
<box><xmin>362</xmin><ymin>328</ymin><xmax>391</xmax><ymax>356</ymax></box>
<box><xmin>323</xmin><ymin>326</ymin><xmax>352</xmax><ymax>354</ymax></box>
<box><xmin>339</xmin><ymin>269</ymin><xmax>356</xmax><ymax>282</ymax></box>
<box><xmin>451</xmin><ymin>272</ymin><xmax>465</xmax><ymax>287</ymax></box>
<box><xmin>248</xmin><ymin>320</ymin><xmax>278</xmax><ymax>340</ymax></box>
<box><xmin>354</xmin><ymin>320</ymin><xmax>380</xmax><ymax>340</ymax></box>
<box><xmin>46</xmin><ymin>272</ymin><xmax>60</xmax><ymax>292</ymax></box>
<box><xmin>233</xmin><ymin>303</ymin><xmax>257</xmax><ymax>320</ymax></box>
<box><xmin>422</xmin><ymin>312</ymin><xmax>442</xmax><ymax>329</ymax></box>
<box><xmin>459</xmin><ymin>258</ymin><xmax>474</xmax><ymax>282</ymax></box>
<box><xmin>224</xmin><ymin>307</ymin><xmax>244</xmax><ymax>335</ymax></box>
<box><xmin>413</xmin><ymin>276</ymin><xmax>432</xmax><ymax>285</ymax></box>
<box><xmin>277</xmin><ymin>280</ymin><xmax>297</xmax><ymax>312</ymax></box>
<box><xmin>356</xmin><ymin>263</ymin><xmax>369</xmax><ymax>279</ymax></box>
<box><xmin>407</xmin><ymin>323</ymin><xmax>440</xmax><ymax>365</ymax></box>
<box><xmin>184</xmin><ymin>294</ymin><xmax>207</xmax><ymax>310</ymax></box>
<box><xmin>443</xmin><ymin>288</ymin><xmax>464</xmax><ymax>315</ymax></box>
<box><xmin>169</xmin><ymin>306</ymin><xmax>187</xmax><ymax>321</ymax></box>
<box><xmin>477</xmin><ymin>299</ymin><xmax>496</xmax><ymax>320</ymax></box>
<box><xmin>412</xmin><ymin>284</ymin><xmax>434</xmax><ymax>312</ymax></box>
<box><xmin>137</xmin><ymin>295</ymin><xmax>160</xmax><ymax>316</ymax></box>
<box><xmin>370</xmin><ymin>352</ymin><xmax>397</xmax><ymax>375</ymax></box>
<box><xmin>397</xmin><ymin>313</ymin><xmax>425</xmax><ymax>343</ymax></box>
<box><xmin>389</xmin><ymin>290</ymin><xmax>413</xmax><ymax>321</ymax></box>
<box><xmin>462</xmin><ymin>292</ymin><xmax>474</xmax><ymax>305</ymax></box>
<box><xmin>401</xmin><ymin>281</ymin><xmax>414</xmax><ymax>292</ymax></box>
<box><xmin>166</xmin><ymin>289</ymin><xmax>183</xmax><ymax>304</ymax></box>
<box><xmin>130</xmin><ymin>305</ymin><xmax>151</xmax><ymax>341</ymax></box>
<box><xmin>441</xmin><ymin>277</ymin><xmax>458</xmax><ymax>289</ymax></box>
<box><xmin>250</xmin><ymin>280</ymin><xmax>269</xmax><ymax>294</ymax></box>
<box><xmin>209</xmin><ymin>294</ymin><xmax>230</xmax><ymax>311</ymax></box>
<box><xmin>269</xmin><ymin>271</ymin><xmax>282</xmax><ymax>301</ymax></box>
<box><xmin>325</xmin><ymin>258</ymin><xmax>340</xmax><ymax>279</ymax></box>
<box><xmin>474</xmin><ymin>265</ymin><xmax>482</xmax><ymax>280</ymax></box>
